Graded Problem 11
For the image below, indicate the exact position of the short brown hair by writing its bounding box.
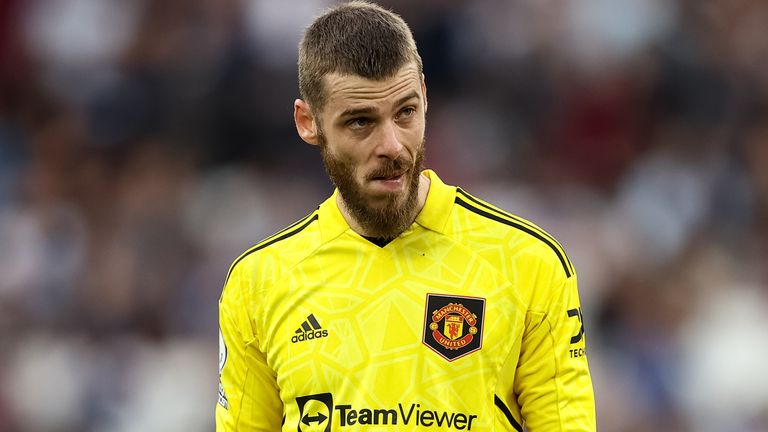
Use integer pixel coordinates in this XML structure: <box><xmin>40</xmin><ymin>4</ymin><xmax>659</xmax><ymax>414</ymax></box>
<box><xmin>298</xmin><ymin>1</ymin><xmax>423</xmax><ymax>112</ymax></box>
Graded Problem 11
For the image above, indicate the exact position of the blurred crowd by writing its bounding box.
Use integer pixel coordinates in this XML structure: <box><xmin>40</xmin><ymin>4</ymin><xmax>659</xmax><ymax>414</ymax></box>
<box><xmin>0</xmin><ymin>0</ymin><xmax>767</xmax><ymax>431</ymax></box>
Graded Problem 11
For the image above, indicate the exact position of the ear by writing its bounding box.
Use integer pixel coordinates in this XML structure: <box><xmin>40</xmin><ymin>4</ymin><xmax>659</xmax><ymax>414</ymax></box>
<box><xmin>421</xmin><ymin>75</ymin><xmax>428</xmax><ymax>113</ymax></box>
<box><xmin>294</xmin><ymin>99</ymin><xmax>319</xmax><ymax>145</ymax></box>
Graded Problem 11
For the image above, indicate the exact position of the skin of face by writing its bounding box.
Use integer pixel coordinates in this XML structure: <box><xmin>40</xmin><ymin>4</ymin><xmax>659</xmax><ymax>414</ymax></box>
<box><xmin>294</xmin><ymin>63</ymin><xmax>430</xmax><ymax>238</ymax></box>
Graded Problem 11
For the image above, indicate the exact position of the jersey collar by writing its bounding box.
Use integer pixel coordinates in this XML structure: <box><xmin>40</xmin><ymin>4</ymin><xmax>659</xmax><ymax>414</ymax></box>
<box><xmin>414</xmin><ymin>169</ymin><xmax>455</xmax><ymax>234</ymax></box>
<box><xmin>317</xmin><ymin>169</ymin><xmax>456</xmax><ymax>243</ymax></box>
<box><xmin>317</xmin><ymin>189</ymin><xmax>349</xmax><ymax>244</ymax></box>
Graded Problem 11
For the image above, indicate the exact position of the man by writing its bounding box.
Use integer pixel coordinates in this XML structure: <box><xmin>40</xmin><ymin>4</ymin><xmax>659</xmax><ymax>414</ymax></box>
<box><xmin>217</xmin><ymin>2</ymin><xmax>595</xmax><ymax>431</ymax></box>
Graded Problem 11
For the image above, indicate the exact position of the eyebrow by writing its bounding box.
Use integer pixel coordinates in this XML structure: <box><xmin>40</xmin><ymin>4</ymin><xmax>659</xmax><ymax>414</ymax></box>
<box><xmin>338</xmin><ymin>90</ymin><xmax>420</xmax><ymax>118</ymax></box>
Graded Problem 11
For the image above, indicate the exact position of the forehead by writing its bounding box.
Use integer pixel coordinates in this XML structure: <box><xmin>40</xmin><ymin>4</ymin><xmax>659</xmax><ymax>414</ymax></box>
<box><xmin>321</xmin><ymin>64</ymin><xmax>422</xmax><ymax>115</ymax></box>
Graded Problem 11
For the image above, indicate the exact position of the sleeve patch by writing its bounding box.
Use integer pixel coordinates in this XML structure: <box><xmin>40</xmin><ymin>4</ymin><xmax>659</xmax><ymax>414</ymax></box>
<box><xmin>217</xmin><ymin>328</ymin><xmax>229</xmax><ymax>409</ymax></box>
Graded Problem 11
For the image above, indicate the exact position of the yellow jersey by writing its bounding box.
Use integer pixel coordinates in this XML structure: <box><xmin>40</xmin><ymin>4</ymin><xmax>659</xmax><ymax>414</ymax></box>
<box><xmin>217</xmin><ymin>170</ymin><xmax>595</xmax><ymax>431</ymax></box>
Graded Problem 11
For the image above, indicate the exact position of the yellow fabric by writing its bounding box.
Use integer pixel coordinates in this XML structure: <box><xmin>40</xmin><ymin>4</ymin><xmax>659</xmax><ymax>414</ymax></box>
<box><xmin>217</xmin><ymin>170</ymin><xmax>595</xmax><ymax>431</ymax></box>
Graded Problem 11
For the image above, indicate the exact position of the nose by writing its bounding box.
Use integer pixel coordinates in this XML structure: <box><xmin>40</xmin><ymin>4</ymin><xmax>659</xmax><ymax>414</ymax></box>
<box><xmin>376</xmin><ymin>121</ymin><xmax>404</xmax><ymax>159</ymax></box>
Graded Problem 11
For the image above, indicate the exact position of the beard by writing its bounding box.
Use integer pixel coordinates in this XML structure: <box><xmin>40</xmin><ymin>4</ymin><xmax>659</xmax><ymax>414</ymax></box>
<box><xmin>319</xmin><ymin>133</ymin><xmax>425</xmax><ymax>240</ymax></box>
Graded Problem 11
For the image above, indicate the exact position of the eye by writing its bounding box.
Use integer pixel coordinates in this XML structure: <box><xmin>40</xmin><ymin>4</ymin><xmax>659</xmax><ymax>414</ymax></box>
<box><xmin>347</xmin><ymin>117</ymin><xmax>371</xmax><ymax>130</ymax></box>
<box><xmin>397</xmin><ymin>107</ymin><xmax>416</xmax><ymax>120</ymax></box>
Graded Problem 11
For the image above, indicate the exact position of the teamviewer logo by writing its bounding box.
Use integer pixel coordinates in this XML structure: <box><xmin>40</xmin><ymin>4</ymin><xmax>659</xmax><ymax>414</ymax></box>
<box><xmin>296</xmin><ymin>393</ymin><xmax>333</xmax><ymax>432</ymax></box>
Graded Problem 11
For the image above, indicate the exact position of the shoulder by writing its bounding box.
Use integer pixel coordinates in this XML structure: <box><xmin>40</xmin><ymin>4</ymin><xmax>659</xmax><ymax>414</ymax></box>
<box><xmin>222</xmin><ymin>210</ymin><xmax>322</xmax><ymax>292</ymax></box>
<box><xmin>450</xmin><ymin>187</ymin><xmax>575</xmax><ymax>279</ymax></box>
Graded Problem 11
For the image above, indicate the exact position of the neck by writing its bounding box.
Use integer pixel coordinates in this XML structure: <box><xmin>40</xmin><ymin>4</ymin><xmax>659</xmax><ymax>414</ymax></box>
<box><xmin>338</xmin><ymin>173</ymin><xmax>431</xmax><ymax>238</ymax></box>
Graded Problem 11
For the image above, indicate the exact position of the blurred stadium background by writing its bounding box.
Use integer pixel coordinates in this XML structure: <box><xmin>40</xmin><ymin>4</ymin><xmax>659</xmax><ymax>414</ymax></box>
<box><xmin>1</xmin><ymin>0</ymin><xmax>767</xmax><ymax>431</ymax></box>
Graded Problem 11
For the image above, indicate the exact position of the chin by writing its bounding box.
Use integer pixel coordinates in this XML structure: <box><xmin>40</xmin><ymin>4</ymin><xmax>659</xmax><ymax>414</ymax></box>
<box><xmin>364</xmin><ymin>194</ymin><xmax>403</xmax><ymax>210</ymax></box>
<box><xmin>368</xmin><ymin>184</ymin><xmax>409</xmax><ymax>200</ymax></box>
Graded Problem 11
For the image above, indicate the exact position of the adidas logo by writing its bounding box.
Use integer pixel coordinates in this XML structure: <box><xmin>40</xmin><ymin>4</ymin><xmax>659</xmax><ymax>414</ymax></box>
<box><xmin>291</xmin><ymin>313</ymin><xmax>329</xmax><ymax>343</ymax></box>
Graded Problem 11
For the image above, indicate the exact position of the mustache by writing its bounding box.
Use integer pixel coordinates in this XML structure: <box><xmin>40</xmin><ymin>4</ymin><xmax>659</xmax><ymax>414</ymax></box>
<box><xmin>367</xmin><ymin>156</ymin><xmax>412</xmax><ymax>179</ymax></box>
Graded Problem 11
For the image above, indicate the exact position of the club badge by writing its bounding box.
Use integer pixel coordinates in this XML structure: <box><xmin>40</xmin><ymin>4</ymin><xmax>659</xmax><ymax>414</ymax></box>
<box><xmin>423</xmin><ymin>293</ymin><xmax>486</xmax><ymax>361</ymax></box>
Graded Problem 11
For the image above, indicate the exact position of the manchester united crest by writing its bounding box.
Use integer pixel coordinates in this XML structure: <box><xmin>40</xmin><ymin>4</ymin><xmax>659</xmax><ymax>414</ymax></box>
<box><xmin>423</xmin><ymin>294</ymin><xmax>486</xmax><ymax>361</ymax></box>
